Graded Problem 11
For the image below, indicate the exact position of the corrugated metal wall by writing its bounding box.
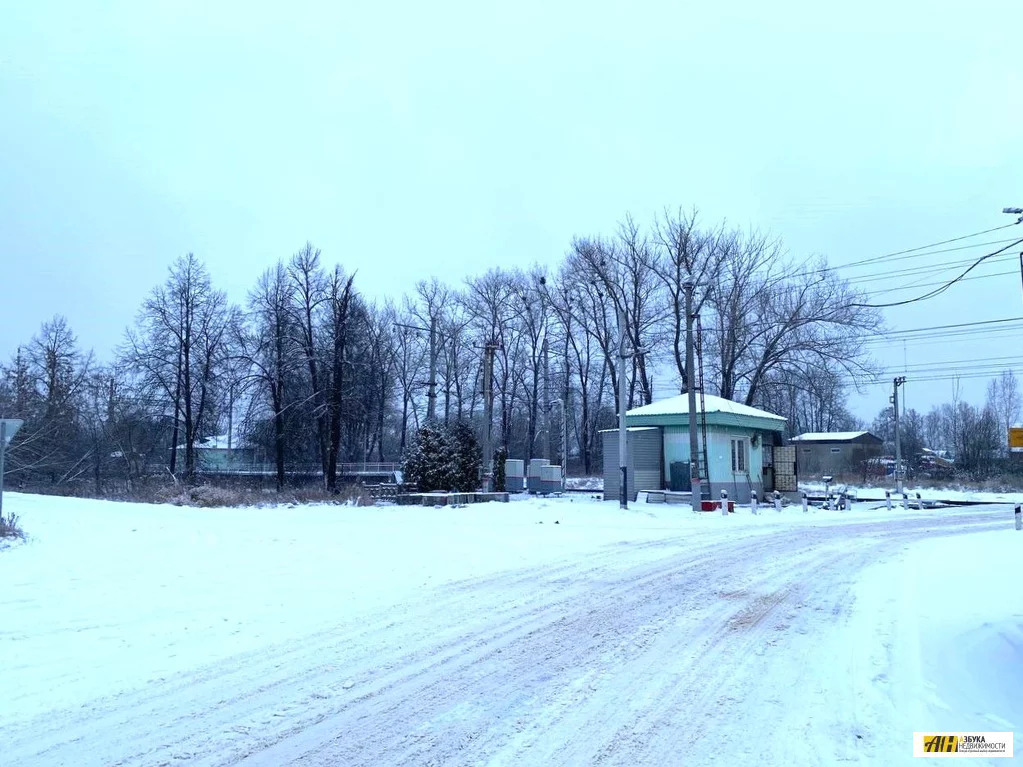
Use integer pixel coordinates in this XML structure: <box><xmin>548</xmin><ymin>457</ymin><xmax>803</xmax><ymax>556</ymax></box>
<box><xmin>602</xmin><ymin>428</ymin><xmax>664</xmax><ymax>501</ymax></box>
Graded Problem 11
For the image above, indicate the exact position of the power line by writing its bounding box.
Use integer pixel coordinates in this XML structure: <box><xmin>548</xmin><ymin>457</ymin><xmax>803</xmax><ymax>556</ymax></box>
<box><xmin>802</xmin><ymin>366</ymin><xmax>1021</xmax><ymax>389</ymax></box>
<box><xmin>821</xmin><ymin>223</ymin><xmax>1021</xmax><ymax>275</ymax></box>
<box><xmin>863</xmin><ymin>369</ymin><xmax>1020</xmax><ymax>384</ymax></box>
<box><xmin>858</xmin><ymin>268</ymin><xmax>1019</xmax><ymax>300</ymax></box>
<box><xmin>871</xmin><ymin>316</ymin><xmax>1023</xmax><ymax>336</ymax></box>
<box><xmin>858</xmin><ymin>324</ymin><xmax>1023</xmax><ymax>347</ymax></box>
<box><xmin>876</xmin><ymin>353</ymin><xmax>1023</xmax><ymax>371</ymax></box>
<box><xmin>840</xmin><ymin>248</ymin><xmax>1017</xmax><ymax>285</ymax></box>
<box><xmin>851</xmin><ymin>237</ymin><xmax>1023</xmax><ymax>309</ymax></box>
<box><xmin>701</xmin><ymin>314</ymin><xmax>1023</xmax><ymax>343</ymax></box>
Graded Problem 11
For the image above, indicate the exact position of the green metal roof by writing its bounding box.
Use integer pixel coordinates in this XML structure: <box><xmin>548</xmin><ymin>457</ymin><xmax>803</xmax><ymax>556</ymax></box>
<box><xmin>625</xmin><ymin>393</ymin><xmax>786</xmax><ymax>432</ymax></box>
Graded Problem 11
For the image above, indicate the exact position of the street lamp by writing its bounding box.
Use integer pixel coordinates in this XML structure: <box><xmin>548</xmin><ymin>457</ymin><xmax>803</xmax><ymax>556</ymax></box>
<box><xmin>1006</xmin><ymin>209</ymin><xmax>1023</xmax><ymax>299</ymax></box>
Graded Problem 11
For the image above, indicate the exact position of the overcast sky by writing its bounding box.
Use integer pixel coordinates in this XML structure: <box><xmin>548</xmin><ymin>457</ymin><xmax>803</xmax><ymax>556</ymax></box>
<box><xmin>1</xmin><ymin>0</ymin><xmax>1021</xmax><ymax>424</ymax></box>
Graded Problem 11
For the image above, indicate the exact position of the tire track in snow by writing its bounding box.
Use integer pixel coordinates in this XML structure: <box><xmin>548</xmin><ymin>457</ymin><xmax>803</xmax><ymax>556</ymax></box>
<box><xmin>4</xmin><ymin>511</ymin><xmax>1008</xmax><ymax>766</ymax></box>
<box><xmin>272</xmin><ymin>514</ymin><xmax>1007</xmax><ymax>766</ymax></box>
<box><xmin>4</xmin><ymin>527</ymin><xmax>740</xmax><ymax>766</ymax></box>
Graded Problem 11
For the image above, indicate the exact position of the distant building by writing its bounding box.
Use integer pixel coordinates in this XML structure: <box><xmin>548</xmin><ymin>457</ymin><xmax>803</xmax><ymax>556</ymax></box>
<box><xmin>789</xmin><ymin>431</ymin><xmax>882</xmax><ymax>479</ymax></box>
<box><xmin>917</xmin><ymin>447</ymin><xmax>954</xmax><ymax>477</ymax></box>
<box><xmin>175</xmin><ymin>432</ymin><xmax>256</xmax><ymax>472</ymax></box>
<box><xmin>602</xmin><ymin>394</ymin><xmax>788</xmax><ymax>503</ymax></box>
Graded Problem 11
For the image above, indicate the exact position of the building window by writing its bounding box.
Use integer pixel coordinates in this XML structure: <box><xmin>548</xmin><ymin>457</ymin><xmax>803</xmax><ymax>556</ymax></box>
<box><xmin>731</xmin><ymin>438</ymin><xmax>747</xmax><ymax>472</ymax></box>
<box><xmin>802</xmin><ymin>448</ymin><xmax>811</xmax><ymax>454</ymax></box>
<box><xmin>830</xmin><ymin>447</ymin><xmax>841</xmax><ymax>454</ymax></box>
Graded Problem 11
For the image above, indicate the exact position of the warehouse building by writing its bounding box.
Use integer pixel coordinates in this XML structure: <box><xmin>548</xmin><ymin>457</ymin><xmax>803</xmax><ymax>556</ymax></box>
<box><xmin>789</xmin><ymin>431</ymin><xmax>883</xmax><ymax>480</ymax></box>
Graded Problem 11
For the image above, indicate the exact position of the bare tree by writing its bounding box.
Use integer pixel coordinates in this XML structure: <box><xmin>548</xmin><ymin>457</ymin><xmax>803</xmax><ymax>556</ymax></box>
<box><xmin>463</xmin><ymin>268</ymin><xmax>519</xmax><ymax>448</ymax></box>
<box><xmin>238</xmin><ymin>262</ymin><xmax>301</xmax><ymax>490</ymax></box>
<box><xmin>707</xmin><ymin>234</ymin><xmax>878</xmax><ymax>405</ymax></box>
<box><xmin>568</xmin><ymin>223</ymin><xmax>665</xmax><ymax>408</ymax></box>
<box><xmin>288</xmin><ymin>243</ymin><xmax>330</xmax><ymax>476</ymax></box>
<box><xmin>126</xmin><ymin>254</ymin><xmax>231</xmax><ymax>480</ymax></box>
<box><xmin>507</xmin><ymin>268</ymin><xmax>553</xmax><ymax>459</ymax></box>
<box><xmin>757</xmin><ymin>365</ymin><xmax>858</xmax><ymax>437</ymax></box>
<box><xmin>391</xmin><ymin>308</ymin><xmax>428</xmax><ymax>453</ymax></box>
<box><xmin>364</xmin><ymin>302</ymin><xmax>396</xmax><ymax>461</ymax></box>
<box><xmin>985</xmin><ymin>370</ymin><xmax>1021</xmax><ymax>453</ymax></box>
<box><xmin>650</xmin><ymin>208</ymin><xmax>726</xmax><ymax>389</ymax></box>
<box><xmin>2</xmin><ymin>317</ymin><xmax>93</xmax><ymax>484</ymax></box>
<box><xmin>323</xmin><ymin>267</ymin><xmax>356</xmax><ymax>491</ymax></box>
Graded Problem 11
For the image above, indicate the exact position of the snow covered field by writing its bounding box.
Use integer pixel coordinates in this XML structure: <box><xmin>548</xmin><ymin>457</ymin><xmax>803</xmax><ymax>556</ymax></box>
<box><xmin>2</xmin><ymin>492</ymin><xmax>1019</xmax><ymax>765</ymax></box>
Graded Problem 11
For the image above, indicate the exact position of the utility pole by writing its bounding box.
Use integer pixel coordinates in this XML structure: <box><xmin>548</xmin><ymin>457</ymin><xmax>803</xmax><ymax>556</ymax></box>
<box><xmin>561</xmin><ymin>396</ymin><xmax>568</xmax><ymax>486</ymax></box>
<box><xmin>563</xmin><ymin>297</ymin><xmax>571</xmax><ymax>483</ymax></box>
<box><xmin>481</xmin><ymin>339</ymin><xmax>497</xmax><ymax>492</ymax></box>
<box><xmin>892</xmin><ymin>376</ymin><xmax>907</xmax><ymax>494</ymax></box>
<box><xmin>0</xmin><ymin>421</ymin><xmax>6</xmax><ymax>521</ymax></box>
<box><xmin>395</xmin><ymin>319</ymin><xmax>451</xmax><ymax>426</ymax></box>
<box><xmin>617</xmin><ymin>307</ymin><xmax>629</xmax><ymax>509</ymax></box>
<box><xmin>543</xmin><ymin>333</ymin><xmax>552</xmax><ymax>462</ymax></box>
<box><xmin>227</xmin><ymin>380</ymin><xmax>235</xmax><ymax>453</ymax></box>
<box><xmin>684</xmin><ymin>283</ymin><xmax>702</xmax><ymax>507</ymax></box>
<box><xmin>0</xmin><ymin>419</ymin><xmax>24</xmax><ymax>522</ymax></box>
<box><xmin>427</xmin><ymin>316</ymin><xmax>438</xmax><ymax>422</ymax></box>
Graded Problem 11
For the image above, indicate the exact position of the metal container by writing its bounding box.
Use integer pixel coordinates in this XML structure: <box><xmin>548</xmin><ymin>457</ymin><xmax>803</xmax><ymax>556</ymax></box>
<box><xmin>527</xmin><ymin>458</ymin><xmax>546</xmax><ymax>493</ymax></box>
<box><xmin>504</xmin><ymin>459</ymin><xmax>525</xmax><ymax>492</ymax></box>
<box><xmin>540</xmin><ymin>465</ymin><xmax>563</xmax><ymax>495</ymax></box>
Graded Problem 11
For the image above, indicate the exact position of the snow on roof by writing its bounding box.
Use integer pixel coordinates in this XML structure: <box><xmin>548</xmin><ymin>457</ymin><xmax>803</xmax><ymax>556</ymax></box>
<box><xmin>598</xmin><ymin>426</ymin><xmax>660</xmax><ymax>433</ymax></box>
<box><xmin>176</xmin><ymin>430</ymin><xmax>249</xmax><ymax>451</ymax></box>
<box><xmin>197</xmin><ymin>433</ymin><xmax>235</xmax><ymax>449</ymax></box>
<box><xmin>625</xmin><ymin>393</ymin><xmax>786</xmax><ymax>422</ymax></box>
<box><xmin>790</xmin><ymin>431</ymin><xmax>877</xmax><ymax>443</ymax></box>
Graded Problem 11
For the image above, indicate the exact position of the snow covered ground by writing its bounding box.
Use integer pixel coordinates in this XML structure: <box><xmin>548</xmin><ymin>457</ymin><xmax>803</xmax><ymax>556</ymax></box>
<box><xmin>1</xmin><ymin>492</ymin><xmax>1019</xmax><ymax>765</ymax></box>
<box><xmin>564</xmin><ymin>475</ymin><xmax>603</xmax><ymax>491</ymax></box>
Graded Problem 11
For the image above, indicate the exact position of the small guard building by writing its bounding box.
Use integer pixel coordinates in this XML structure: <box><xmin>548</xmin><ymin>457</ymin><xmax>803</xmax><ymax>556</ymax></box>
<box><xmin>602</xmin><ymin>393</ymin><xmax>789</xmax><ymax>503</ymax></box>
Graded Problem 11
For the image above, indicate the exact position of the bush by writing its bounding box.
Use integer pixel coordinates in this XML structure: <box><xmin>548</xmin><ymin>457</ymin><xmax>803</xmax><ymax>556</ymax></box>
<box><xmin>449</xmin><ymin>421</ymin><xmax>482</xmax><ymax>491</ymax></box>
<box><xmin>334</xmin><ymin>486</ymin><xmax>376</xmax><ymax>507</ymax></box>
<box><xmin>121</xmin><ymin>482</ymin><xmax>376</xmax><ymax>508</ymax></box>
<box><xmin>402</xmin><ymin>421</ymin><xmax>482</xmax><ymax>492</ymax></box>
<box><xmin>401</xmin><ymin>423</ymin><xmax>452</xmax><ymax>492</ymax></box>
<box><xmin>5</xmin><ymin>479</ymin><xmax>378</xmax><ymax>509</ymax></box>
<box><xmin>173</xmin><ymin>485</ymin><xmax>243</xmax><ymax>508</ymax></box>
<box><xmin>493</xmin><ymin>445</ymin><xmax>508</xmax><ymax>492</ymax></box>
<box><xmin>0</xmin><ymin>511</ymin><xmax>24</xmax><ymax>540</ymax></box>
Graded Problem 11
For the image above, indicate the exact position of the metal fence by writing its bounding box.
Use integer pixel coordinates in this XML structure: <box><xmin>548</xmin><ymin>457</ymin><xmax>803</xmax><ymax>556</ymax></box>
<box><xmin>194</xmin><ymin>461</ymin><xmax>400</xmax><ymax>477</ymax></box>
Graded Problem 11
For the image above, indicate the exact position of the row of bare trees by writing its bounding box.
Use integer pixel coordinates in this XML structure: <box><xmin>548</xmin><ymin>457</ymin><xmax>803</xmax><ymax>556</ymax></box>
<box><xmin>870</xmin><ymin>371</ymin><xmax>1023</xmax><ymax>478</ymax></box>
<box><xmin>0</xmin><ymin>207</ymin><xmax>890</xmax><ymax>493</ymax></box>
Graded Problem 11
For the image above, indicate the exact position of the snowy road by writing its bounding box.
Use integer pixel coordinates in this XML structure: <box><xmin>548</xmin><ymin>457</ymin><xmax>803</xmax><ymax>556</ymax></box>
<box><xmin>3</xmin><ymin>499</ymin><xmax>1018</xmax><ymax>766</ymax></box>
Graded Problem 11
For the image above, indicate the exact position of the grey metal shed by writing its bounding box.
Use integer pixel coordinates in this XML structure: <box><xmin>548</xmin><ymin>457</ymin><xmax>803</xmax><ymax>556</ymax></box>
<box><xmin>601</xmin><ymin>427</ymin><xmax>663</xmax><ymax>502</ymax></box>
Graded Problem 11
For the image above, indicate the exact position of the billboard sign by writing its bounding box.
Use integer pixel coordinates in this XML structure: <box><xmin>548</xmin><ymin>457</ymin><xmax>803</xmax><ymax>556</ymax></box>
<box><xmin>1009</xmin><ymin>427</ymin><xmax>1023</xmax><ymax>453</ymax></box>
